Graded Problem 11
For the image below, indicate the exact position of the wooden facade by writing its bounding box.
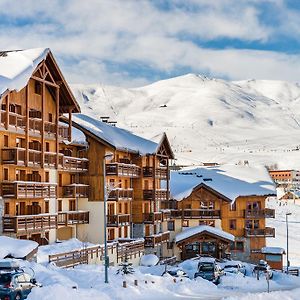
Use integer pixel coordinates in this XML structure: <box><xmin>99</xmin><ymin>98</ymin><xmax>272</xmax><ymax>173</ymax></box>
<box><xmin>0</xmin><ymin>50</ymin><xmax>89</xmax><ymax>244</ymax></box>
<box><xmin>164</xmin><ymin>183</ymin><xmax>275</xmax><ymax>262</ymax></box>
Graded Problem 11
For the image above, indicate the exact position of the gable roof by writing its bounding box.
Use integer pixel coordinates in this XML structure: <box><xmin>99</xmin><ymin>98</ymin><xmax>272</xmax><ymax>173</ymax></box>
<box><xmin>0</xmin><ymin>48</ymin><xmax>80</xmax><ymax>113</ymax></box>
<box><xmin>170</xmin><ymin>164</ymin><xmax>276</xmax><ymax>202</ymax></box>
<box><xmin>175</xmin><ymin>225</ymin><xmax>235</xmax><ymax>243</ymax></box>
<box><xmin>71</xmin><ymin>113</ymin><xmax>171</xmax><ymax>156</ymax></box>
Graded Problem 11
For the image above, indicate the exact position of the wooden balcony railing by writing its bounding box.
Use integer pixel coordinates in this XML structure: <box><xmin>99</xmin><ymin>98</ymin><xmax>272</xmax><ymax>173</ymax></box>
<box><xmin>143</xmin><ymin>189</ymin><xmax>168</xmax><ymax>201</ymax></box>
<box><xmin>143</xmin><ymin>167</ymin><xmax>168</xmax><ymax>179</ymax></box>
<box><xmin>2</xmin><ymin>214</ymin><xmax>58</xmax><ymax>234</ymax></box>
<box><xmin>107</xmin><ymin>214</ymin><xmax>130</xmax><ymax>226</ymax></box>
<box><xmin>62</xmin><ymin>184</ymin><xmax>89</xmax><ymax>198</ymax></box>
<box><xmin>62</xmin><ymin>156</ymin><xmax>88</xmax><ymax>171</ymax></box>
<box><xmin>144</xmin><ymin>231</ymin><xmax>170</xmax><ymax>248</ymax></box>
<box><xmin>170</xmin><ymin>209</ymin><xmax>221</xmax><ymax>219</ymax></box>
<box><xmin>106</xmin><ymin>163</ymin><xmax>141</xmax><ymax>178</ymax></box>
<box><xmin>108</xmin><ymin>189</ymin><xmax>133</xmax><ymax>201</ymax></box>
<box><xmin>244</xmin><ymin>227</ymin><xmax>275</xmax><ymax>237</ymax></box>
<box><xmin>244</xmin><ymin>208</ymin><xmax>275</xmax><ymax>219</ymax></box>
<box><xmin>0</xmin><ymin>111</ymin><xmax>69</xmax><ymax>140</ymax></box>
<box><xmin>57</xmin><ymin>211</ymin><xmax>89</xmax><ymax>225</ymax></box>
<box><xmin>1</xmin><ymin>182</ymin><xmax>57</xmax><ymax>199</ymax></box>
<box><xmin>143</xmin><ymin>212</ymin><xmax>162</xmax><ymax>223</ymax></box>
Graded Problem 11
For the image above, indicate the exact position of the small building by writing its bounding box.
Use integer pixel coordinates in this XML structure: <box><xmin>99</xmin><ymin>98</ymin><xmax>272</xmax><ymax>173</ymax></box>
<box><xmin>175</xmin><ymin>225</ymin><xmax>234</xmax><ymax>260</ymax></box>
<box><xmin>261</xmin><ymin>247</ymin><xmax>285</xmax><ymax>270</ymax></box>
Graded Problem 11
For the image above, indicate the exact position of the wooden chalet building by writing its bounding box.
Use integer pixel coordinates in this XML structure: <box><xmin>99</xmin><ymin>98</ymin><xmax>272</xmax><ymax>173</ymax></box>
<box><xmin>0</xmin><ymin>48</ymin><xmax>90</xmax><ymax>244</ymax></box>
<box><xmin>69</xmin><ymin>114</ymin><xmax>174</xmax><ymax>252</ymax></box>
<box><xmin>162</xmin><ymin>164</ymin><xmax>276</xmax><ymax>262</ymax></box>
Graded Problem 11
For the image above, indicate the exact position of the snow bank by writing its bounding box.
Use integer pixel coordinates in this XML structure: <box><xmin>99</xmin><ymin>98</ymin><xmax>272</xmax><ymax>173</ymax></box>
<box><xmin>0</xmin><ymin>236</ymin><xmax>38</xmax><ymax>259</ymax></box>
<box><xmin>170</xmin><ymin>164</ymin><xmax>276</xmax><ymax>201</ymax></box>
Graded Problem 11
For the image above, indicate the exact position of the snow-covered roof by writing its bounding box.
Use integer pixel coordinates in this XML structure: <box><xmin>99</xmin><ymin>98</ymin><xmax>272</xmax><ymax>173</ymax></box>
<box><xmin>0</xmin><ymin>236</ymin><xmax>38</xmax><ymax>259</ymax></box>
<box><xmin>170</xmin><ymin>164</ymin><xmax>276</xmax><ymax>202</ymax></box>
<box><xmin>71</xmin><ymin>113</ymin><xmax>160</xmax><ymax>155</ymax></box>
<box><xmin>175</xmin><ymin>225</ymin><xmax>235</xmax><ymax>243</ymax></box>
<box><xmin>0</xmin><ymin>48</ymin><xmax>49</xmax><ymax>98</ymax></box>
<box><xmin>261</xmin><ymin>247</ymin><xmax>285</xmax><ymax>255</ymax></box>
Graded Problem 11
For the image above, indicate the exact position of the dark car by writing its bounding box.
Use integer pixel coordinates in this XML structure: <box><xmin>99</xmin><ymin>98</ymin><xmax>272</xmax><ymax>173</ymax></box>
<box><xmin>194</xmin><ymin>258</ymin><xmax>223</xmax><ymax>284</ymax></box>
<box><xmin>163</xmin><ymin>269</ymin><xmax>189</xmax><ymax>278</ymax></box>
<box><xmin>253</xmin><ymin>260</ymin><xmax>273</xmax><ymax>280</ymax></box>
<box><xmin>0</xmin><ymin>268</ymin><xmax>38</xmax><ymax>300</ymax></box>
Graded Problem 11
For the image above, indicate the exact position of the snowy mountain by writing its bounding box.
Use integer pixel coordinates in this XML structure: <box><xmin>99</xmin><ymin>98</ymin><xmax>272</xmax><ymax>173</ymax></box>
<box><xmin>71</xmin><ymin>74</ymin><xmax>300</xmax><ymax>168</ymax></box>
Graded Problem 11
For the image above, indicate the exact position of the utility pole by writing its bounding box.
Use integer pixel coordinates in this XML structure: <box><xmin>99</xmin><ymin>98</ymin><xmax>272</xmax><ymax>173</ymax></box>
<box><xmin>286</xmin><ymin>212</ymin><xmax>292</xmax><ymax>274</ymax></box>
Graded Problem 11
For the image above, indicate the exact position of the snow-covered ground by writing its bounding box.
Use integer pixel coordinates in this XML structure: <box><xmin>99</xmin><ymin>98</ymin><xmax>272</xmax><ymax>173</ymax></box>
<box><xmin>267</xmin><ymin>197</ymin><xmax>300</xmax><ymax>267</ymax></box>
<box><xmin>71</xmin><ymin>74</ymin><xmax>300</xmax><ymax>168</ymax></box>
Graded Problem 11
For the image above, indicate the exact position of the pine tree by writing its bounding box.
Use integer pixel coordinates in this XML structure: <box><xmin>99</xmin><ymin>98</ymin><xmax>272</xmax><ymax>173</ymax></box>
<box><xmin>116</xmin><ymin>254</ymin><xmax>135</xmax><ymax>275</ymax></box>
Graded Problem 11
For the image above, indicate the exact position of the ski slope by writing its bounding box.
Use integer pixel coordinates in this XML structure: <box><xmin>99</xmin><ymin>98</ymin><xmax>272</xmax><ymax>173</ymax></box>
<box><xmin>71</xmin><ymin>74</ymin><xmax>300</xmax><ymax>168</ymax></box>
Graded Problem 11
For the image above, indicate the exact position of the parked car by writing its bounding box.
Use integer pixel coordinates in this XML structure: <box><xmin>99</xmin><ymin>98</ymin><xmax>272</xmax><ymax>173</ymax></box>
<box><xmin>0</xmin><ymin>261</ymin><xmax>39</xmax><ymax>300</ymax></box>
<box><xmin>194</xmin><ymin>257</ymin><xmax>223</xmax><ymax>284</ymax></box>
<box><xmin>253</xmin><ymin>260</ymin><xmax>273</xmax><ymax>280</ymax></box>
<box><xmin>163</xmin><ymin>268</ymin><xmax>189</xmax><ymax>278</ymax></box>
<box><xmin>223</xmin><ymin>263</ymin><xmax>247</xmax><ymax>276</ymax></box>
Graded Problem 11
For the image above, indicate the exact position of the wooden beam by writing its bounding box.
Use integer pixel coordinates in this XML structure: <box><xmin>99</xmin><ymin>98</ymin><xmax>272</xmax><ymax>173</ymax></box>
<box><xmin>68</xmin><ymin>107</ymin><xmax>72</xmax><ymax>142</ymax></box>
<box><xmin>152</xmin><ymin>155</ymin><xmax>156</xmax><ymax>212</ymax></box>
<box><xmin>41</xmin><ymin>72</ymin><xmax>45</xmax><ymax>169</ymax></box>
<box><xmin>5</xmin><ymin>93</ymin><xmax>9</xmax><ymax>130</ymax></box>
<box><xmin>56</xmin><ymin>87</ymin><xmax>60</xmax><ymax>168</ymax></box>
<box><xmin>31</xmin><ymin>76</ymin><xmax>59</xmax><ymax>88</ymax></box>
<box><xmin>25</xmin><ymin>84</ymin><xmax>29</xmax><ymax>166</ymax></box>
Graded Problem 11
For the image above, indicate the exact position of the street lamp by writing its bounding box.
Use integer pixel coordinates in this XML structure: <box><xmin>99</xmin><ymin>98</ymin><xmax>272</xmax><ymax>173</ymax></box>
<box><xmin>103</xmin><ymin>152</ymin><xmax>114</xmax><ymax>283</ymax></box>
<box><xmin>286</xmin><ymin>212</ymin><xmax>292</xmax><ymax>274</ymax></box>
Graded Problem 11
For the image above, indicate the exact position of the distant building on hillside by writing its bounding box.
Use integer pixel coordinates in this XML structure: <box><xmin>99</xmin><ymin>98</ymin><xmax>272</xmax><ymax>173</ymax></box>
<box><xmin>161</xmin><ymin>164</ymin><xmax>276</xmax><ymax>263</ymax></box>
<box><xmin>269</xmin><ymin>169</ymin><xmax>300</xmax><ymax>185</ymax></box>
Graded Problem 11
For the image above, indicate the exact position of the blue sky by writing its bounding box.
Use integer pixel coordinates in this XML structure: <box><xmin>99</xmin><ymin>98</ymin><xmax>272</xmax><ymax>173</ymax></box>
<box><xmin>1</xmin><ymin>0</ymin><xmax>300</xmax><ymax>87</ymax></box>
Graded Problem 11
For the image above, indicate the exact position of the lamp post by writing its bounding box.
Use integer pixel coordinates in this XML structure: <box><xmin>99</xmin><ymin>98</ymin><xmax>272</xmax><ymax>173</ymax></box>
<box><xmin>103</xmin><ymin>153</ymin><xmax>114</xmax><ymax>284</ymax></box>
<box><xmin>286</xmin><ymin>212</ymin><xmax>292</xmax><ymax>274</ymax></box>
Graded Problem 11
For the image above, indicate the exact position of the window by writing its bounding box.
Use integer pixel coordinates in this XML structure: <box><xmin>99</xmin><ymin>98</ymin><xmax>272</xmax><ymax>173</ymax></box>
<box><xmin>124</xmin><ymin>203</ymin><xmax>129</xmax><ymax>214</ymax></box>
<box><xmin>45</xmin><ymin>142</ymin><xmax>50</xmax><ymax>152</ymax></box>
<box><xmin>200</xmin><ymin>201</ymin><xmax>214</xmax><ymax>209</ymax></box>
<box><xmin>230</xmin><ymin>202</ymin><xmax>237</xmax><ymax>211</ymax></box>
<box><xmin>3</xmin><ymin>168</ymin><xmax>8</xmax><ymax>181</ymax></box>
<box><xmin>199</xmin><ymin>220</ymin><xmax>215</xmax><ymax>227</ymax></box>
<box><xmin>45</xmin><ymin>172</ymin><xmax>49</xmax><ymax>182</ymax></box>
<box><xmin>69</xmin><ymin>200</ymin><xmax>76</xmax><ymax>211</ymax></box>
<box><xmin>48</xmin><ymin>113</ymin><xmax>53</xmax><ymax>123</ymax></box>
<box><xmin>229</xmin><ymin>219</ymin><xmax>236</xmax><ymax>230</ymax></box>
<box><xmin>124</xmin><ymin>226</ymin><xmax>128</xmax><ymax>238</ymax></box>
<box><xmin>108</xmin><ymin>228</ymin><xmax>115</xmax><ymax>241</ymax></box>
<box><xmin>167</xmin><ymin>221</ymin><xmax>175</xmax><ymax>231</ymax></box>
<box><xmin>45</xmin><ymin>201</ymin><xmax>49</xmax><ymax>213</ymax></box>
<box><xmin>3</xmin><ymin>135</ymin><xmax>8</xmax><ymax>147</ymax></box>
<box><xmin>182</xmin><ymin>220</ymin><xmax>189</xmax><ymax>227</ymax></box>
<box><xmin>35</xmin><ymin>81</ymin><xmax>42</xmax><ymax>95</ymax></box>
<box><xmin>58</xmin><ymin>200</ymin><xmax>62</xmax><ymax>212</ymax></box>
<box><xmin>4</xmin><ymin>202</ymin><xmax>9</xmax><ymax>215</ymax></box>
<box><xmin>265</xmin><ymin>254</ymin><xmax>282</xmax><ymax>262</ymax></box>
<box><xmin>118</xmin><ymin>203</ymin><xmax>122</xmax><ymax>213</ymax></box>
<box><xmin>230</xmin><ymin>241</ymin><xmax>244</xmax><ymax>252</ymax></box>
<box><xmin>59</xmin><ymin>174</ymin><xmax>62</xmax><ymax>187</ymax></box>
<box><xmin>118</xmin><ymin>227</ymin><xmax>122</xmax><ymax>238</ymax></box>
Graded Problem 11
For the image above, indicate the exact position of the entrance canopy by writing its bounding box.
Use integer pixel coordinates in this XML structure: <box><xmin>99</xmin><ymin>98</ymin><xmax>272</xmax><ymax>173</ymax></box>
<box><xmin>175</xmin><ymin>225</ymin><xmax>234</xmax><ymax>260</ymax></box>
<box><xmin>176</xmin><ymin>225</ymin><xmax>234</xmax><ymax>244</ymax></box>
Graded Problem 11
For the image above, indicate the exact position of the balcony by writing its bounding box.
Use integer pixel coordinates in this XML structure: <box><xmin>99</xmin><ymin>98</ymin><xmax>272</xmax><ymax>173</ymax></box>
<box><xmin>107</xmin><ymin>214</ymin><xmax>130</xmax><ymax>226</ymax></box>
<box><xmin>60</xmin><ymin>156</ymin><xmax>88</xmax><ymax>172</ymax></box>
<box><xmin>143</xmin><ymin>189</ymin><xmax>168</xmax><ymax>201</ymax></box>
<box><xmin>143</xmin><ymin>212</ymin><xmax>162</xmax><ymax>223</ymax></box>
<box><xmin>170</xmin><ymin>209</ymin><xmax>221</xmax><ymax>219</ymax></box>
<box><xmin>1</xmin><ymin>182</ymin><xmax>57</xmax><ymax>199</ymax></box>
<box><xmin>244</xmin><ymin>208</ymin><xmax>275</xmax><ymax>219</ymax></box>
<box><xmin>0</xmin><ymin>110</ymin><xmax>69</xmax><ymax>140</ymax></box>
<box><xmin>57</xmin><ymin>211</ymin><xmax>89</xmax><ymax>225</ymax></box>
<box><xmin>2</xmin><ymin>214</ymin><xmax>58</xmax><ymax>234</ymax></box>
<box><xmin>106</xmin><ymin>163</ymin><xmax>140</xmax><ymax>178</ymax></box>
<box><xmin>144</xmin><ymin>231</ymin><xmax>170</xmax><ymax>248</ymax></box>
<box><xmin>108</xmin><ymin>189</ymin><xmax>133</xmax><ymax>201</ymax></box>
<box><xmin>62</xmin><ymin>184</ymin><xmax>89</xmax><ymax>198</ymax></box>
<box><xmin>244</xmin><ymin>227</ymin><xmax>275</xmax><ymax>237</ymax></box>
<box><xmin>143</xmin><ymin>167</ymin><xmax>168</xmax><ymax>179</ymax></box>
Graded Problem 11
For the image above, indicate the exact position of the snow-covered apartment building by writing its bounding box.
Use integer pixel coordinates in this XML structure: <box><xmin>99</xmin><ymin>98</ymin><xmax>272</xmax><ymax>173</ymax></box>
<box><xmin>0</xmin><ymin>48</ymin><xmax>276</xmax><ymax>264</ymax></box>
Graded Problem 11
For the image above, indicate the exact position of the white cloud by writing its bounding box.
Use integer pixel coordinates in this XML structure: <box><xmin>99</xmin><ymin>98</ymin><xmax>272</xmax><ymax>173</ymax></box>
<box><xmin>0</xmin><ymin>0</ymin><xmax>299</xmax><ymax>86</ymax></box>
